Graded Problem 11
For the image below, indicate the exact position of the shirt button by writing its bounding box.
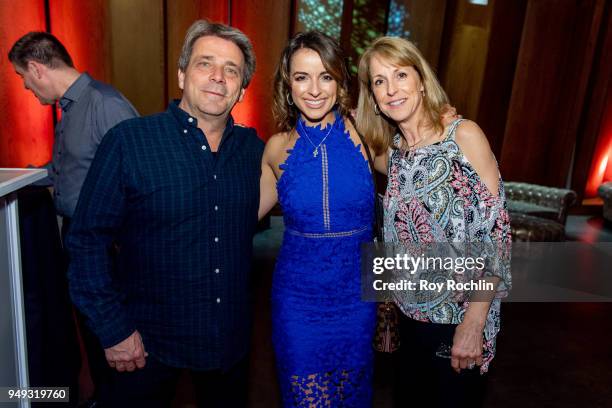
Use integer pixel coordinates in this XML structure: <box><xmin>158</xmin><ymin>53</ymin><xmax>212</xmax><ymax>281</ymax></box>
<box><xmin>201</xmin><ymin>145</ymin><xmax>207</xmax><ymax>151</ymax></box>
<box><xmin>215</xmin><ymin>268</ymin><xmax>220</xmax><ymax>274</ymax></box>
<box><xmin>183</xmin><ymin>129</ymin><xmax>188</xmax><ymax>134</ymax></box>
<box><xmin>214</xmin><ymin>205</ymin><xmax>218</xmax><ymax>211</ymax></box>
<box><xmin>214</xmin><ymin>237</ymin><xmax>219</xmax><ymax>242</ymax></box>
<box><xmin>216</xmin><ymin>298</ymin><xmax>221</xmax><ymax>303</ymax></box>
<box><xmin>213</xmin><ymin>174</ymin><xmax>217</xmax><ymax>180</ymax></box>
<box><xmin>188</xmin><ymin>117</ymin><xmax>194</xmax><ymax>123</ymax></box>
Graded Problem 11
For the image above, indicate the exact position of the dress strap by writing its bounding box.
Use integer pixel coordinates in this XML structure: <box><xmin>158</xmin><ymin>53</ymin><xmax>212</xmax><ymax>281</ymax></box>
<box><xmin>445</xmin><ymin>118</ymin><xmax>465</xmax><ymax>141</ymax></box>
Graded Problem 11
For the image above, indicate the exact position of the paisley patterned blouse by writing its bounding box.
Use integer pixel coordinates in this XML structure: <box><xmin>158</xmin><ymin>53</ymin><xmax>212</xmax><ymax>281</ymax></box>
<box><xmin>383</xmin><ymin>119</ymin><xmax>512</xmax><ymax>373</ymax></box>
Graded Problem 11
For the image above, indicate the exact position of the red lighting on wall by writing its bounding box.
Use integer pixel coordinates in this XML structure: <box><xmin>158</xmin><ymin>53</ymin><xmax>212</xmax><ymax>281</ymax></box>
<box><xmin>49</xmin><ymin>0</ymin><xmax>110</xmax><ymax>82</ymax></box>
<box><xmin>606</xmin><ymin>148</ymin><xmax>612</xmax><ymax>182</ymax></box>
<box><xmin>232</xmin><ymin>91</ymin><xmax>261</xmax><ymax>134</ymax></box>
<box><xmin>0</xmin><ymin>0</ymin><xmax>54</xmax><ymax>168</ymax></box>
<box><xmin>585</xmin><ymin>90</ymin><xmax>612</xmax><ymax>196</ymax></box>
<box><xmin>231</xmin><ymin>1</ymin><xmax>284</xmax><ymax>141</ymax></box>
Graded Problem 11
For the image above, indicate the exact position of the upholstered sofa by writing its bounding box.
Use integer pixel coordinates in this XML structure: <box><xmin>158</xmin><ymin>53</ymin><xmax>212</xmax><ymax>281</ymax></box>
<box><xmin>504</xmin><ymin>182</ymin><xmax>577</xmax><ymax>241</ymax></box>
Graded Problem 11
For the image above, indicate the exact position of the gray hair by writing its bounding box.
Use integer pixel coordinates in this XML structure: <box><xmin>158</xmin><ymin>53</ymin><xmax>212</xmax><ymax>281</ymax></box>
<box><xmin>178</xmin><ymin>20</ymin><xmax>256</xmax><ymax>89</ymax></box>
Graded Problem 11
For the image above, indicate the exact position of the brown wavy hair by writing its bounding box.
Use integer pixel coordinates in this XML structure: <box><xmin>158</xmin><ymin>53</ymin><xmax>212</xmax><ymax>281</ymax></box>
<box><xmin>356</xmin><ymin>36</ymin><xmax>449</xmax><ymax>155</ymax></box>
<box><xmin>272</xmin><ymin>31</ymin><xmax>352</xmax><ymax>131</ymax></box>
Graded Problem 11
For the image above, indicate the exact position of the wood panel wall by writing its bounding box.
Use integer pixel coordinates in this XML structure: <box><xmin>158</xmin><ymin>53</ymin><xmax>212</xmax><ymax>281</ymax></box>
<box><xmin>109</xmin><ymin>0</ymin><xmax>165</xmax><ymax>116</ymax></box>
<box><xmin>396</xmin><ymin>0</ymin><xmax>447</xmax><ymax>72</ymax></box>
<box><xmin>571</xmin><ymin>1</ymin><xmax>612</xmax><ymax>196</ymax></box>
<box><xmin>434</xmin><ymin>0</ymin><xmax>609</xmax><ymax>196</ymax></box>
<box><xmin>437</xmin><ymin>0</ymin><xmax>527</xmax><ymax>159</ymax></box>
<box><xmin>499</xmin><ymin>0</ymin><xmax>606</xmax><ymax>187</ymax></box>
<box><xmin>438</xmin><ymin>0</ymin><xmax>493</xmax><ymax>121</ymax></box>
<box><xmin>475</xmin><ymin>0</ymin><xmax>526</xmax><ymax>159</ymax></box>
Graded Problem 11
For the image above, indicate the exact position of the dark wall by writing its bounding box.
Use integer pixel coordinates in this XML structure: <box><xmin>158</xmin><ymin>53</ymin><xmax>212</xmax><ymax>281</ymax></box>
<box><xmin>434</xmin><ymin>0</ymin><xmax>611</xmax><ymax>198</ymax></box>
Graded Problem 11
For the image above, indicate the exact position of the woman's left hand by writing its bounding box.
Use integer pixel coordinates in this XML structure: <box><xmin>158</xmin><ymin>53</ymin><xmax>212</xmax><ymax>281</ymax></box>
<box><xmin>451</xmin><ymin>319</ymin><xmax>484</xmax><ymax>373</ymax></box>
<box><xmin>441</xmin><ymin>104</ymin><xmax>461</xmax><ymax>125</ymax></box>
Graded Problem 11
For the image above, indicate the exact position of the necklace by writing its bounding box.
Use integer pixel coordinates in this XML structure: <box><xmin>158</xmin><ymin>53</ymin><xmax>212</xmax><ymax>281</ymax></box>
<box><xmin>298</xmin><ymin>118</ymin><xmax>335</xmax><ymax>157</ymax></box>
<box><xmin>407</xmin><ymin>141</ymin><xmax>421</xmax><ymax>150</ymax></box>
<box><xmin>402</xmin><ymin>138</ymin><xmax>423</xmax><ymax>159</ymax></box>
<box><xmin>402</xmin><ymin>135</ymin><xmax>428</xmax><ymax>160</ymax></box>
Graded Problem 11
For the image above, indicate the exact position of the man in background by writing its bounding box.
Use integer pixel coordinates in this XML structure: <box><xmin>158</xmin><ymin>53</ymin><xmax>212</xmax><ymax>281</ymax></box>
<box><xmin>9</xmin><ymin>32</ymin><xmax>138</xmax><ymax>236</ymax></box>
<box><xmin>9</xmin><ymin>31</ymin><xmax>138</xmax><ymax>408</ymax></box>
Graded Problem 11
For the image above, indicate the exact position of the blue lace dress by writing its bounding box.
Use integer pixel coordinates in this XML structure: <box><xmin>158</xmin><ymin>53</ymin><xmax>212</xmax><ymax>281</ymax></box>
<box><xmin>272</xmin><ymin>111</ymin><xmax>376</xmax><ymax>407</ymax></box>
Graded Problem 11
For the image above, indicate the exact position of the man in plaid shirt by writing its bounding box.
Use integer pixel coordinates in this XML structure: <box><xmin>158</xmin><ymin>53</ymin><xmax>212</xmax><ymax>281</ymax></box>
<box><xmin>66</xmin><ymin>20</ymin><xmax>263</xmax><ymax>407</ymax></box>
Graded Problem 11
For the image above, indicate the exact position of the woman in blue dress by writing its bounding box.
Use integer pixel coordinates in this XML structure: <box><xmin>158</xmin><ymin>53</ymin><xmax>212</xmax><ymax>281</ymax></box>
<box><xmin>258</xmin><ymin>31</ymin><xmax>377</xmax><ymax>407</ymax></box>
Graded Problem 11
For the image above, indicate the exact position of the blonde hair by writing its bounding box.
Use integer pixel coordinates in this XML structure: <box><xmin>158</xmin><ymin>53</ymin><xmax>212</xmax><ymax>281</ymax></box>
<box><xmin>356</xmin><ymin>36</ymin><xmax>449</xmax><ymax>155</ymax></box>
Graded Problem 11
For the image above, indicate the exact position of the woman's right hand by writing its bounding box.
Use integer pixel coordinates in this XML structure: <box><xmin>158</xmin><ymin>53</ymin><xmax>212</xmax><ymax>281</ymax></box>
<box><xmin>451</xmin><ymin>319</ymin><xmax>484</xmax><ymax>373</ymax></box>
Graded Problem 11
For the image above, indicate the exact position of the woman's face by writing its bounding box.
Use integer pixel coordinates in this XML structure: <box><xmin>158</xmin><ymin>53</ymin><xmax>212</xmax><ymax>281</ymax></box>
<box><xmin>289</xmin><ymin>48</ymin><xmax>337</xmax><ymax>125</ymax></box>
<box><xmin>368</xmin><ymin>54</ymin><xmax>424</xmax><ymax>124</ymax></box>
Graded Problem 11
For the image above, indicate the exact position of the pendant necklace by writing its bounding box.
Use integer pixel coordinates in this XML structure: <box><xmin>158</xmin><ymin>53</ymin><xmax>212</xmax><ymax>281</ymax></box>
<box><xmin>299</xmin><ymin>119</ymin><xmax>335</xmax><ymax>157</ymax></box>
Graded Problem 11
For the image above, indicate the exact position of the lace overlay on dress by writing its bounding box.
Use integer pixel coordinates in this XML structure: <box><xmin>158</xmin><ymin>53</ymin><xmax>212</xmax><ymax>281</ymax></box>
<box><xmin>289</xmin><ymin>368</ymin><xmax>368</xmax><ymax>407</ymax></box>
<box><xmin>272</xmin><ymin>111</ymin><xmax>376</xmax><ymax>406</ymax></box>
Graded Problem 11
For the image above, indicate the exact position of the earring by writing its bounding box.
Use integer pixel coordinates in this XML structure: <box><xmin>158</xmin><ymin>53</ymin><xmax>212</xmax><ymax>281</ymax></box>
<box><xmin>374</xmin><ymin>103</ymin><xmax>380</xmax><ymax>115</ymax></box>
<box><xmin>286</xmin><ymin>93</ymin><xmax>294</xmax><ymax>106</ymax></box>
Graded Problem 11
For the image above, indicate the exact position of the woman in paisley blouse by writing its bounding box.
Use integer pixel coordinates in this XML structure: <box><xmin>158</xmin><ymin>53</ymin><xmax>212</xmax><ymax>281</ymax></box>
<box><xmin>356</xmin><ymin>37</ymin><xmax>511</xmax><ymax>407</ymax></box>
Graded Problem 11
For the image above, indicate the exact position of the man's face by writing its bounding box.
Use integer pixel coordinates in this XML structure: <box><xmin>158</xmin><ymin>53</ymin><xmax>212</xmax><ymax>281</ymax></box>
<box><xmin>13</xmin><ymin>62</ymin><xmax>56</xmax><ymax>105</ymax></box>
<box><xmin>178</xmin><ymin>36</ymin><xmax>246</xmax><ymax>119</ymax></box>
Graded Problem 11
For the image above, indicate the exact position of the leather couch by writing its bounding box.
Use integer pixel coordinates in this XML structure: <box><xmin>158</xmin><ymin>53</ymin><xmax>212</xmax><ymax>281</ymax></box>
<box><xmin>504</xmin><ymin>182</ymin><xmax>577</xmax><ymax>241</ymax></box>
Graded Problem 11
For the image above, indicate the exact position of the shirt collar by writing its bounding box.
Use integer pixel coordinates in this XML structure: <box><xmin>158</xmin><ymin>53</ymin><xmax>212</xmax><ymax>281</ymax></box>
<box><xmin>59</xmin><ymin>72</ymin><xmax>92</xmax><ymax>111</ymax></box>
<box><xmin>168</xmin><ymin>99</ymin><xmax>235</xmax><ymax>138</ymax></box>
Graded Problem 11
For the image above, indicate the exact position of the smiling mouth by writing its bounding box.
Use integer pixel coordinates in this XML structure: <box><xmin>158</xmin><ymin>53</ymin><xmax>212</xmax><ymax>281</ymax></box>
<box><xmin>204</xmin><ymin>90</ymin><xmax>225</xmax><ymax>97</ymax></box>
<box><xmin>387</xmin><ymin>98</ymin><xmax>407</xmax><ymax>107</ymax></box>
<box><xmin>303</xmin><ymin>99</ymin><xmax>327</xmax><ymax>108</ymax></box>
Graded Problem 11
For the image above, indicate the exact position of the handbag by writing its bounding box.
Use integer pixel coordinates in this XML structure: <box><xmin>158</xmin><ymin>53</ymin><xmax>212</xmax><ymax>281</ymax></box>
<box><xmin>348</xmin><ymin>116</ymin><xmax>400</xmax><ymax>353</ymax></box>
